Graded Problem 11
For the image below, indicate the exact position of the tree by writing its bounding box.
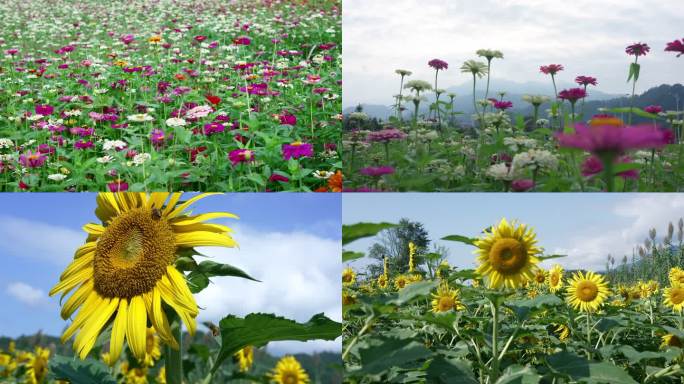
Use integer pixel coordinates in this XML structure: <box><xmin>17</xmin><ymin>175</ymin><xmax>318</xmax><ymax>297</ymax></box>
<box><xmin>366</xmin><ymin>218</ymin><xmax>430</xmax><ymax>277</ymax></box>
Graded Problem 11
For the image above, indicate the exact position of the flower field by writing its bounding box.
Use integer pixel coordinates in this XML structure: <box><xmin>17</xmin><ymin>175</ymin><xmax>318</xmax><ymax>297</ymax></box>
<box><xmin>0</xmin><ymin>0</ymin><xmax>341</xmax><ymax>192</ymax></box>
<box><xmin>342</xmin><ymin>220</ymin><xmax>684</xmax><ymax>383</ymax></box>
<box><xmin>343</xmin><ymin>41</ymin><xmax>684</xmax><ymax>192</ymax></box>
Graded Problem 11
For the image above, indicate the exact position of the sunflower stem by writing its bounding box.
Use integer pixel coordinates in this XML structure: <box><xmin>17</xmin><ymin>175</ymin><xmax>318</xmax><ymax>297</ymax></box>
<box><xmin>586</xmin><ymin>312</ymin><xmax>592</xmax><ymax>359</ymax></box>
<box><xmin>490</xmin><ymin>298</ymin><xmax>500</xmax><ymax>382</ymax></box>
<box><xmin>166</xmin><ymin>314</ymin><xmax>183</xmax><ymax>384</ymax></box>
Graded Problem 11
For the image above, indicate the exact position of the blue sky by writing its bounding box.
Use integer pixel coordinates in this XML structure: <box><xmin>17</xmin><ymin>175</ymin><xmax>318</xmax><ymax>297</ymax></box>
<box><xmin>344</xmin><ymin>0</ymin><xmax>683</xmax><ymax>107</ymax></box>
<box><xmin>0</xmin><ymin>193</ymin><xmax>341</xmax><ymax>355</ymax></box>
<box><xmin>343</xmin><ymin>193</ymin><xmax>684</xmax><ymax>272</ymax></box>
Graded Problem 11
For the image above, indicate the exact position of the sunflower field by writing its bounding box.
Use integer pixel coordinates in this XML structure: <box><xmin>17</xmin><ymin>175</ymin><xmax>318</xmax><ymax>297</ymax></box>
<box><xmin>0</xmin><ymin>193</ymin><xmax>341</xmax><ymax>384</ymax></box>
<box><xmin>0</xmin><ymin>0</ymin><xmax>341</xmax><ymax>192</ymax></box>
<box><xmin>341</xmin><ymin>221</ymin><xmax>684</xmax><ymax>383</ymax></box>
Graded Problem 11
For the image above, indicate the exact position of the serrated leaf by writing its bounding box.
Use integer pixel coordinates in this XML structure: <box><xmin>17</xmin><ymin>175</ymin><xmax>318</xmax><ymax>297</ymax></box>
<box><xmin>48</xmin><ymin>355</ymin><xmax>117</xmax><ymax>384</ymax></box>
<box><xmin>342</xmin><ymin>222</ymin><xmax>398</xmax><ymax>245</ymax></box>
<box><xmin>387</xmin><ymin>280</ymin><xmax>439</xmax><ymax>305</ymax></box>
<box><xmin>342</xmin><ymin>251</ymin><xmax>364</xmax><ymax>262</ymax></box>
<box><xmin>547</xmin><ymin>351</ymin><xmax>638</xmax><ymax>384</ymax></box>
<box><xmin>440</xmin><ymin>234</ymin><xmax>477</xmax><ymax>245</ymax></box>
<box><xmin>425</xmin><ymin>356</ymin><xmax>477</xmax><ymax>383</ymax></box>
<box><xmin>352</xmin><ymin>337</ymin><xmax>431</xmax><ymax>376</ymax></box>
<box><xmin>186</xmin><ymin>260</ymin><xmax>259</xmax><ymax>293</ymax></box>
<box><xmin>211</xmin><ymin>313</ymin><xmax>341</xmax><ymax>374</ymax></box>
<box><xmin>495</xmin><ymin>365</ymin><xmax>541</xmax><ymax>384</ymax></box>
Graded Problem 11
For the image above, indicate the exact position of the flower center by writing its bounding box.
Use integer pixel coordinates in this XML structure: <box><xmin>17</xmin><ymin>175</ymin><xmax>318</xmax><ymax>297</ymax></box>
<box><xmin>671</xmin><ymin>287</ymin><xmax>684</xmax><ymax>305</ymax></box>
<box><xmin>667</xmin><ymin>335</ymin><xmax>682</xmax><ymax>347</ymax></box>
<box><xmin>550</xmin><ymin>274</ymin><xmax>559</xmax><ymax>286</ymax></box>
<box><xmin>488</xmin><ymin>238</ymin><xmax>528</xmax><ymax>274</ymax></box>
<box><xmin>342</xmin><ymin>273</ymin><xmax>352</xmax><ymax>283</ymax></box>
<box><xmin>439</xmin><ymin>297</ymin><xmax>454</xmax><ymax>311</ymax></box>
<box><xmin>94</xmin><ymin>208</ymin><xmax>176</xmax><ymax>298</ymax></box>
<box><xmin>283</xmin><ymin>373</ymin><xmax>298</xmax><ymax>384</ymax></box>
<box><xmin>576</xmin><ymin>281</ymin><xmax>599</xmax><ymax>302</ymax></box>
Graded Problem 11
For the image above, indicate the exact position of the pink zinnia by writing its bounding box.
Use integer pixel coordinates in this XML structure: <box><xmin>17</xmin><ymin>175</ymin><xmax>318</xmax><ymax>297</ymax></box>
<box><xmin>108</xmin><ymin>180</ymin><xmax>129</xmax><ymax>192</ymax></box>
<box><xmin>359</xmin><ymin>166</ymin><xmax>395</xmax><ymax>177</ymax></box>
<box><xmin>556</xmin><ymin>123</ymin><xmax>671</xmax><ymax>155</ymax></box>
<box><xmin>428</xmin><ymin>58</ymin><xmax>448</xmax><ymax>71</ymax></box>
<box><xmin>557</xmin><ymin>88</ymin><xmax>587</xmax><ymax>103</ymax></box>
<box><xmin>121</xmin><ymin>34</ymin><xmax>135</xmax><ymax>45</ymax></box>
<box><xmin>540</xmin><ymin>64</ymin><xmax>564</xmax><ymax>75</ymax></box>
<box><xmin>269</xmin><ymin>174</ymin><xmax>290</xmax><ymax>183</ymax></box>
<box><xmin>279</xmin><ymin>114</ymin><xmax>297</xmax><ymax>126</ymax></box>
<box><xmin>626</xmin><ymin>42</ymin><xmax>650</xmax><ymax>57</ymax></box>
<box><xmin>150</xmin><ymin>129</ymin><xmax>171</xmax><ymax>147</ymax></box>
<box><xmin>19</xmin><ymin>150</ymin><xmax>47</xmax><ymax>168</ymax></box>
<box><xmin>511</xmin><ymin>179</ymin><xmax>535</xmax><ymax>192</ymax></box>
<box><xmin>493</xmin><ymin>101</ymin><xmax>513</xmax><ymax>110</ymax></box>
<box><xmin>366</xmin><ymin>128</ymin><xmax>408</xmax><ymax>143</ymax></box>
<box><xmin>35</xmin><ymin>104</ymin><xmax>54</xmax><ymax>116</ymax></box>
<box><xmin>203</xmin><ymin>122</ymin><xmax>225</xmax><ymax>135</ymax></box>
<box><xmin>228</xmin><ymin>149</ymin><xmax>255</xmax><ymax>166</ymax></box>
<box><xmin>74</xmin><ymin>140</ymin><xmax>94</xmax><ymax>150</ymax></box>
<box><xmin>233</xmin><ymin>36</ymin><xmax>251</xmax><ymax>45</ymax></box>
<box><xmin>581</xmin><ymin>156</ymin><xmax>639</xmax><ymax>180</ymax></box>
<box><xmin>644</xmin><ymin>105</ymin><xmax>663</xmax><ymax>114</ymax></box>
<box><xmin>282</xmin><ymin>142</ymin><xmax>314</xmax><ymax>160</ymax></box>
<box><xmin>665</xmin><ymin>38</ymin><xmax>684</xmax><ymax>57</ymax></box>
<box><xmin>575</xmin><ymin>76</ymin><xmax>597</xmax><ymax>86</ymax></box>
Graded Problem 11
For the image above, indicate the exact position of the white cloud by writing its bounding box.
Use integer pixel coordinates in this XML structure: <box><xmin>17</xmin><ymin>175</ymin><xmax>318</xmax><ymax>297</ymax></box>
<box><xmin>548</xmin><ymin>195</ymin><xmax>684</xmax><ymax>271</ymax></box>
<box><xmin>344</xmin><ymin>0</ymin><xmax>682</xmax><ymax>106</ymax></box>
<box><xmin>194</xmin><ymin>225</ymin><xmax>341</xmax><ymax>354</ymax></box>
<box><xmin>7</xmin><ymin>282</ymin><xmax>46</xmax><ymax>306</ymax></box>
<box><xmin>0</xmin><ymin>215</ymin><xmax>84</xmax><ymax>265</ymax></box>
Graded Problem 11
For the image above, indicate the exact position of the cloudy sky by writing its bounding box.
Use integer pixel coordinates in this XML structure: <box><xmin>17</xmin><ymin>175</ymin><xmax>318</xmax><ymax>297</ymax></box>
<box><xmin>343</xmin><ymin>0</ymin><xmax>683</xmax><ymax>107</ymax></box>
<box><xmin>343</xmin><ymin>193</ymin><xmax>684</xmax><ymax>272</ymax></box>
<box><xmin>0</xmin><ymin>193</ymin><xmax>341</xmax><ymax>356</ymax></box>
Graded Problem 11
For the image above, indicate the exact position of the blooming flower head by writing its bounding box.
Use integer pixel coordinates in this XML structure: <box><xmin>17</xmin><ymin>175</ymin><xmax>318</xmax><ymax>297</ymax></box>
<box><xmin>35</xmin><ymin>104</ymin><xmax>54</xmax><ymax>116</ymax></box>
<box><xmin>581</xmin><ymin>155</ymin><xmax>639</xmax><ymax>180</ymax></box>
<box><xmin>228</xmin><ymin>149</ymin><xmax>254</xmax><ymax>166</ymax></box>
<box><xmin>150</xmin><ymin>129</ymin><xmax>171</xmax><ymax>147</ymax></box>
<box><xmin>540</xmin><ymin>64</ymin><xmax>564</xmax><ymax>75</ymax></box>
<box><xmin>185</xmin><ymin>105</ymin><xmax>213</xmax><ymax>120</ymax></box>
<box><xmin>366</xmin><ymin>128</ymin><xmax>408</xmax><ymax>143</ymax></box>
<box><xmin>395</xmin><ymin>69</ymin><xmax>412</xmax><ymax>76</ymax></box>
<box><xmin>665</xmin><ymin>38</ymin><xmax>684</xmax><ymax>57</ymax></box>
<box><xmin>19</xmin><ymin>150</ymin><xmax>47</xmax><ymax>168</ymax></box>
<box><xmin>404</xmin><ymin>79</ymin><xmax>433</xmax><ymax>93</ymax></box>
<box><xmin>279</xmin><ymin>114</ymin><xmax>297</xmax><ymax>126</ymax></box>
<box><xmin>428</xmin><ymin>58</ymin><xmax>448</xmax><ymax>71</ymax></box>
<box><xmin>493</xmin><ymin>100</ymin><xmax>513</xmax><ymax>110</ymax></box>
<box><xmin>556</xmin><ymin>120</ymin><xmax>672</xmax><ymax>156</ymax></box>
<box><xmin>511</xmin><ymin>179</ymin><xmax>534</xmax><ymax>192</ymax></box>
<box><xmin>359</xmin><ymin>166</ymin><xmax>394</xmax><ymax>177</ymax></box>
<box><xmin>282</xmin><ymin>142</ymin><xmax>313</xmax><ymax>160</ymax></box>
<box><xmin>476</xmin><ymin>49</ymin><xmax>504</xmax><ymax>61</ymax></box>
<box><xmin>522</xmin><ymin>95</ymin><xmax>550</xmax><ymax>107</ymax></box>
<box><xmin>575</xmin><ymin>76</ymin><xmax>598</xmax><ymax>86</ymax></box>
<box><xmin>128</xmin><ymin>113</ymin><xmax>154</xmax><ymax>123</ymax></box>
<box><xmin>107</xmin><ymin>180</ymin><xmax>129</xmax><ymax>192</ymax></box>
<box><xmin>626</xmin><ymin>42</ymin><xmax>650</xmax><ymax>57</ymax></box>
<box><xmin>557</xmin><ymin>88</ymin><xmax>587</xmax><ymax>103</ymax></box>
<box><xmin>644</xmin><ymin>105</ymin><xmax>663</xmax><ymax>114</ymax></box>
<box><xmin>165</xmin><ymin>118</ymin><xmax>187</xmax><ymax>127</ymax></box>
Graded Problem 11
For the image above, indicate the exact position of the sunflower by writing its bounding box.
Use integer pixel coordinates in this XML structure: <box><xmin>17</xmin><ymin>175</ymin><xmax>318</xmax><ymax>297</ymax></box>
<box><xmin>0</xmin><ymin>353</ymin><xmax>16</xmax><ymax>378</ymax></box>
<box><xmin>436</xmin><ymin>260</ymin><xmax>450</xmax><ymax>279</ymax></box>
<box><xmin>547</xmin><ymin>264</ymin><xmax>564</xmax><ymax>293</ymax></box>
<box><xmin>142</xmin><ymin>328</ymin><xmax>161</xmax><ymax>367</ymax></box>
<box><xmin>527</xmin><ymin>287</ymin><xmax>539</xmax><ymax>298</ymax></box>
<box><xmin>342</xmin><ymin>291</ymin><xmax>356</xmax><ymax>306</ymax></box>
<box><xmin>270</xmin><ymin>355</ymin><xmax>310</xmax><ymax>384</ymax></box>
<box><xmin>663</xmin><ymin>284</ymin><xmax>684</xmax><ymax>313</ymax></box>
<box><xmin>394</xmin><ymin>274</ymin><xmax>410</xmax><ymax>290</ymax></box>
<box><xmin>474</xmin><ymin>218</ymin><xmax>541</xmax><ymax>289</ymax></box>
<box><xmin>25</xmin><ymin>347</ymin><xmax>49</xmax><ymax>384</ymax></box>
<box><xmin>377</xmin><ymin>274</ymin><xmax>388</xmax><ymax>289</ymax></box>
<box><xmin>408</xmin><ymin>242</ymin><xmax>417</xmax><ymax>272</ymax></box>
<box><xmin>234</xmin><ymin>346</ymin><xmax>254</xmax><ymax>372</ymax></box>
<box><xmin>533</xmin><ymin>269</ymin><xmax>547</xmax><ymax>286</ymax></box>
<box><xmin>565</xmin><ymin>271</ymin><xmax>610</xmax><ymax>312</ymax></box>
<box><xmin>661</xmin><ymin>334</ymin><xmax>682</xmax><ymax>349</ymax></box>
<box><xmin>157</xmin><ymin>367</ymin><xmax>166</xmax><ymax>384</ymax></box>
<box><xmin>670</xmin><ymin>267</ymin><xmax>684</xmax><ymax>286</ymax></box>
<box><xmin>342</xmin><ymin>267</ymin><xmax>356</xmax><ymax>286</ymax></box>
<box><xmin>125</xmin><ymin>367</ymin><xmax>148</xmax><ymax>384</ymax></box>
<box><xmin>639</xmin><ymin>280</ymin><xmax>659</xmax><ymax>298</ymax></box>
<box><xmin>409</xmin><ymin>273</ymin><xmax>423</xmax><ymax>283</ymax></box>
<box><xmin>431</xmin><ymin>283</ymin><xmax>464</xmax><ymax>313</ymax></box>
<box><xmin>553</xmin><ymin>323</ymin><xmax>570</xmax><ymax>342</ymax></box>
<box><xmin>383</xmin><ymin>257</ymin><xmax>389</xmax><ymax>276</ymax></box>
<box><xmin>49</xmin><ymin>193</ymin><xmax>238</xmax><ymax>363</ymax></box>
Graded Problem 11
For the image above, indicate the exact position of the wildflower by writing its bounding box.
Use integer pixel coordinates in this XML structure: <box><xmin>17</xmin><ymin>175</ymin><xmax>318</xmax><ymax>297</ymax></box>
<box><xmin>625</xmin><ymin>42</ymin><xmax>650</xmax><ymax>57</ymax></box>
<box><xmin>127</xmin><ymin>113</ymin><xmax>154</xmax><ymax>122</ymax></box>
<box><xmin>474</xmin><ymin>218</ymin><xmax>541</xmax><ymax>289</ymax></box>
<box><xmin>19</xmin><ymin>150</ymin><xmax>47</xmax><ymax>168</ymax></box>
<box><xmin>234</xmin><ymin>346</ymin><xmax>254</xmax><ymax>372</ymax></box>
<box><xmin>49</xmin><ymin>194</ymin><xmax>237</xmax><ymax>364</ymax></box>
<box><xmin>566</xmin><ymin>271</ymin><xmax>610</xmax><ymax>312</ymax></box>
<box><xmin>359</xmin><ymin>166</ymin><xmax>394</xmax><ymax>177</ymax></box>
<box><xmin>540</xmin><ymin>64</ymin><xmax>564</xmax><ymax>75</ymax></box>
<box><xmin>270</xmin><ymin>356</ymin><xmax>309</xmax><ymax>384</ymax></box>
<box><xmin>342</xmin><ymin>267</ymin><xmax>356</xmax><ymax>286</ymax></box>
<box><xmin>165</xmin><ymin>118</ymin><xmax>187</xmax><ymax>127</ymax></box>
<box><xmin>547</xmin><ymin>264</ymin><xmax>564</xmax><ymax>293</ymax></box>
<box><xmin>282</xmin><ymin>142</ymin><xmax>313</xmax><ymax>160</ymax></box>
<box><xmin>427</xmin><ymin>58</ymin><xmax>448</xmax><ymax>71</ymax></box>
<box><xmin>665</xmin><ymin>38</ymin><xmax>684</xmax><ymax>57</ymax></box>
<box><xmin>431</xmin><ymin>282</ymin><xmax>464</xmax><ymax>313</ymax></box>
<box><xmin>228</xmin><ymin>149</ymin><xmax>255</xmax><ymax>166</ymax></box>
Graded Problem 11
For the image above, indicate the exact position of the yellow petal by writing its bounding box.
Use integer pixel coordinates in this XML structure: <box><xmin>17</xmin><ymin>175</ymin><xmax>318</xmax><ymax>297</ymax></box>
<box><xmin>60</xmin><ymin>279</ymin><xmax>93</xmax><ymax>320</ymax></box>
<box><xmin>171</xmin><ymin>212</ymin><xmax>238</xmax><ymax>226</ymax></box>
<box><xmin>75</xmin><ymin>297</ymin><xmax>118</xmax><ymax>360</ymax></box>
<box><xmin>83</xmin><ymin>223</ymin><xmax>105</xmax><ymax>235</ymax></box>
<box><xmin>175</xmin><ymin>231</ymin><xmax>237</xmax><ymax>248</ymax></box>
<box><xmin>61</xmin><ymin>291</ymin><xmax>101</xmax><ymax>343</ymax></box>
<box><xmin>172</xmin><ymin>223</ymin><xmax>234</xmax><ymax>234</ymax></box>
<box><xmin>108</xmin><ymin>299</ymin><xmax>128</xmax><ymax>365</ymax></box>
<box><xmin>148</xmin><ymin>193</ymin><xmax>170</xmax><ymax>209</ymax></box>
<box><xmin>162</xmin><ymin>193</ymin><xmax>183</xmax><ymax>216</ymax></box>
<box><xmin>166</xmin><ymin>267</ymin><xmax>198</xmax><ymax>315</ymax></box>
<box><xmin>49</xmin><ymin>268</ymin><xmax>92</xmax><ymax>297</ymax></box>
<box><xmin>126</xmin><ymin>295</ymin><xmax>147</xmax><ymax>360</ymax></box>
<box><xmin>74</xmin><ymin>242</ymin><xmax>97</xmax><ymax>259</ymax></box>
<box><xmin>60</xmin><ymin>253</ymin><xmax>94</xmax><ymax>281</ymax></box>
<box><xmin>158</xmin><ymin>274</ymin><xmax>197</xmax><ymax>315</ymax></box>
<box><xmin>166</xmin><ymin>193</ymin><xmax>222</xmax><ymax>219</ymax></box>
<box><xmin>96</xmin><ymin>193</ymin><xmax>120</xmax><ymax>223</ymax></box>
<box><xmin>148</xmin><ymin>288</ymin><xmax>178</xmax><ymax>349</ymax></box>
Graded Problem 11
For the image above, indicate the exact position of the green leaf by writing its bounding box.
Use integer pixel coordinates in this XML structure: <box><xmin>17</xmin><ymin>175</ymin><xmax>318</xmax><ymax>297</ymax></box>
<box><xmin>186</xmin><ymin>260</ymin><xmax>259</xmax><ymax>293</ymax></box>
<box><xmin>48</xmin><ymin>355</ymin><xmax>117</xmax><ymax>384</ymax></box>
<box><xmin>606</xmin><ymin>107</ymin><xmax>659</xmax><ymax>120</ymax></box>
<box><xmin>547</xmin><ymin>351</ymin><xmax>638</xmax><ymax>384</ymax></box>
<box><xmin>627</xmin><ymin>62</ymin><xmax>640</xmax><ymax>82</ymax></box>
<box><xmin>425</xmin><ymin>356</ymin><xmax>477</xmax><ymax>383</ymax></box>
<box><xmin>618</xmin><ymin>345</ymin><xmax>680</xmax><ymax>363</ymax></box>
<box><xmin>507</xmin><ymin>294</ymin><xmax>563</xmax><ymax>320</ymax></box>
<box><xmin>537</xmin><ymin>254</ymin><xmax>566</xmax><ymax>261</ymax></box>
<box><xmin>440</xmin><ymin>235</ymin><xmax>477</xmax><ymax>245</ymax></box>
<box><xmin>495</xmin><ymin>365</ymin><xmax>541</xmax><ymax>384</ymax></box>
<box><xmin>342</xmin><ymin>251</ymin><xmax>365</xmax><ymax>262</ymax></box>
<box><xmin>352</xmin><ymin>337</ymin><xmax>431</xmax><ymax>376</ymax></box>
<box><xmin>211</xmin><ymin>313</ymin><xmax>341</xmax><ymax>374</ymax></box>
<box><xmin>388</xmin><ymin>280</ymin><xmax>439</xmax><ymax>305</ymax></box>
<box><xmin>342</xmin><ymin>222</ymin><xmax>398</xmax><ymax>245</ymax></box>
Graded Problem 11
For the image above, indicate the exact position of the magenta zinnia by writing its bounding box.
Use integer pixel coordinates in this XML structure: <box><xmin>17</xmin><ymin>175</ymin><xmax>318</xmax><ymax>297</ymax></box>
<box><xmin>665</xmin><ymin>38</ymin><xmax>684</xmax><ymax>57</ymax></box>
<box><xmin>228</xmin><ymin>149</ymin><xmax>254</xmax><ymax>166</ymax></box>
<box><xmin>359</xmin><ymin>166</ymin><xmax>395</xmax><ymax>177</ymax></box>
<box><xmin>493</xmin><ymin>101</ymin><xmax>513</xmax><ymax>110</ymax></box>
<box><xmin>557</xmin><ymin>123</ymin><xmax>671</xmax><ymax>154</ymax></box>
<box><xmin>428</xmin><ymin>58</ymin><xmax>449</xmax><ymax>71</ymax></box>
<box><xmin>366</xmin><ymin>128</ymin><xmax>408</xmax><ymax>143</ymax></box>
<box><xmin>282</xmin><ymin>142</ymin><xmax>313</xmax><ymax>160</ymax></box>
<box><xmin>540</xmin><ymin>64</ymin><xmax>564</xmax><ymax>75</ymax></box>
<box><xmin>575</xmin><ymin>76</ymin><xmax>597</xmax><ymax>86</ymax></box>
<box><xmin>557</xmin><ymin>88</ymin><xmax>587</xmax><ymax>103</ymax></box>
<box><xmin>19</xmin><ymin>150</ymin><xmax>47</xmax><ymax>168</ymax></box>
<box><xmin>626</xmin><ymin>42</ymin><xmax>650</xmax><ymax>57</ymax></box>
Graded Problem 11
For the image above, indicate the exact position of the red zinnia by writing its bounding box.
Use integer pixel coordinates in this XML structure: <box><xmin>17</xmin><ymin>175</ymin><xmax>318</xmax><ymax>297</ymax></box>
<box><xmin>575</xmin><ymin>76</ymin><xmax>597</xmax><ymax>86</ymax></box>
<box><xmin>625</xmin><ymin>42</ymin><xmax>650</xmax><ymax>57</ymax></box>
<box><xmin>540</xmin><ymin>64</ymin><xmax>564</xmax><ymax>75</ymax></box>
<box><xmin>665</xmin><ymin>38</ymin><xmax>684</xmax><ymax>57</ymax></box>
<box><xmin>205</xmin><ymin>94</ymin><xmax>221</xmax><ymax>105</ymax></box>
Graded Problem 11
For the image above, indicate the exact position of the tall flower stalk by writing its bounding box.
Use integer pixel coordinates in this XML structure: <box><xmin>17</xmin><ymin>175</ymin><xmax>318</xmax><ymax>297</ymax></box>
<box><xmin>540</xmin><ymin>64</ymin><xmax>564</xmax><ymax>130</ymax></box>
<box><xmin>477</xmin><ymin>49</ymin><xmax>503</xmax><ymax>113</ymax></box>
<box><xmin>460</xmin><ymin>60</ymin><xmax>489</xmax><ymax>131</ymax></box>
<box><xmin>575</xmin><ymin>76</ymin><xmax>598</xmax><ymax>118</ymax></box>
<box><xmin>428</xmin><ymin>59</ymin><xmax>448</xmax><ymax>125</ymax></box>
<box><xmin>522</xmin><ymin>95</ymin><xmax>550</xmax><ymax>130</ymax></box>
<box><xmin>625</xmin><ymin>43</ymin><xmax>650</xmax><ymax>124</ymax></box>
<box><xmin>395</xmin><ymin>69</ymin><xmax>412</xmax><ymax>121</ymax></box>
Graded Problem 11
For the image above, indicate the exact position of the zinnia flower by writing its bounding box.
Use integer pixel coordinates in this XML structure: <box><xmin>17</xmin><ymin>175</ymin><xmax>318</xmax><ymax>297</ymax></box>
<box><xmin>359</xmin><ymin>166</ymin><xmax>394</xmax><ymax>177</ymax></box>
<box><xmin>557</xmin><ymin>88</ymin><xmax>587</xmax><ymax>103</ymax></box>
<box><xmin>581</xmin><ymin>155</ymin><xmax>639</xmax><ymax>180</ymax></box>
<box><xmin>626</xmin><ymin>42</ymin><xmax>650</xmax><ymax>57</ymax></box>
<box><xmin>228</xmin><ymin>149</ymin><xmax>254</xmax><ymax>166</ymax></box>
<box><xmin>540</xmin><ymin>64</ymin><xmax>564</xmax><ymax>75</ymax></box>
<box><xmin>575</xmin><ymin>76</ymin><xmax>598</xmax><ymax>86</ymax></box>
<box><xmin>493</xmin><ymin>101</ymin><xmax>513</xmax><ymax>110</ymax></box>
<box><xmin>427</xmin><ymin>58</ymin><xmax>448</xmax><ymax>71</ymax></box>
<box><xmin>366</xmin><ymin>128</ymin><xmax>407</xmax><ymax>143</ymax></box>
<box><xmin>282</xmin><ymin>142</ymin><xmax>313</xmax><ymax>160</ymax></box>
<box><xmin>644</xmin><ymin>105</ymin><xmax>663</xmax><ymax>114</ymax></box>
<box><xmin>150</xmin><ymin>129</ymin><xmax>171</xmax><ymax>147</ymax></box>
<box><xmin>556</xmin><ymin>122</ymin><xmax>671</xmax><ymax>155</ymax></box>
<box><xmin>19</xmin><ymin>150</ymin><xmax>47</xmax><ymax>168</ymax></box>
<box><xmin>35</xmin><ymin>104</ymin><xmax>54</xmax><ymax>116</ymax></box>
<box><xmin>665</xmin><ymin>38</ymin><xmax>684</xmax><ymax>57</ymax></box>
<box><xmin>49</xmin><ymin>193</ymin><xmax>237</xmax><ymax>363</ymax></box>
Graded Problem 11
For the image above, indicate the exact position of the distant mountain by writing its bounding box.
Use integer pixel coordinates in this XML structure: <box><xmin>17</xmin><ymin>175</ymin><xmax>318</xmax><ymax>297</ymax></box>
<box><xmin>344</xmin><ymin>83</ymin><xmax>684</xmax><ymax>124</ymax></box>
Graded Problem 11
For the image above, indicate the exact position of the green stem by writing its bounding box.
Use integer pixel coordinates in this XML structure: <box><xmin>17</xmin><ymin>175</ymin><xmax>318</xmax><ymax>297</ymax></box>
<box><xmin>629</xmin><ymin>56</ymin><xmax>638</xmax><ymax>125</ymax></box>
<box><xmin>586</xmin><ymin>312</ymin><xmax>592</xmax><ymax>358</ymax></box>
<box><xmin>472</xmin><ymin>75</ymin><xmax>479</xmax><ymax>131</ymax></box>
<box><xmin>165</xmin><ymin>314</ymin><xmax>183</xmax><ymax>384</ymax></box>
<box><xmin>342</xmin><ymin>316</ymin><xmax>374</xmax><ymax>361</ymax></box>
<box><xmin>601</xmin><ymin>156</ymin><xmax>615</xmax><ymax>192</ymax></box>
<box><xmin>490</xmin><ymin>300</ymin><xmax>500</xmax><ymax>382</ymax></box>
